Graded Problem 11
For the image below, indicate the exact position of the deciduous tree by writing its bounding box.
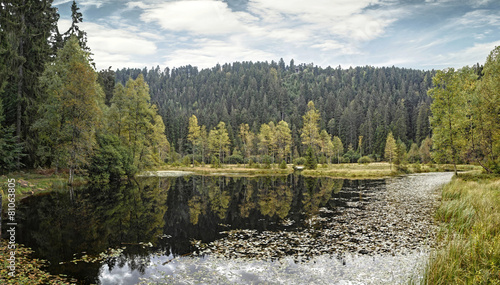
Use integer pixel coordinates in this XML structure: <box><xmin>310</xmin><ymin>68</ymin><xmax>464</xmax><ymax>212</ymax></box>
<box><xmin>428</xmin><ymin>68</ymin><xmax>467</xmax><ymax>175</ymax></box>
<box><xmin>301</xmin><ymin>101</ymin><xmax>321</xmax><ymax>152</ymax></box>
<box><xmin>384</xmin><ymin>132</ymin><xmax>397</xmax><ymax>171</ymax></box>
<box><xmin>35</xmin><ymin>36</ymin><xmax>103</xmax><ymax>183</ymax></box>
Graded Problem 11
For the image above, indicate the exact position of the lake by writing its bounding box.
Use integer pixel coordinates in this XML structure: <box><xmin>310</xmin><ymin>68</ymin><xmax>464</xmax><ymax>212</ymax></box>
<box><xmin>2</xmin><ymin>172</ymin><xmax>453</xmax><ymax>284</ymax></box>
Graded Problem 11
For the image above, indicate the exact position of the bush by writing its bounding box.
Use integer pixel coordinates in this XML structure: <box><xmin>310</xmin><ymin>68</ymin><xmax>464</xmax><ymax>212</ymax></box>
<box><xmin>182</xmin><ymin>156</ymin><xmax>191</xmax><ymax>166</ymax></box>
<box><xmin>247</xmin><ymin>158</ymin><xmax>256</xmax><ymax>168</ymax></box>
<box><xmin>88</xmin><ymin>132</ymin><xmax>135</xmax><ymax>183</ymax></box>
<box><xmin>211</xmin><ymin>155</ymin><xmax>221</xmax><ymax>168</ymax></box>
<box><xmin>293</xmin><ymin>157</ymin><xmax>306</xmax><ymax>165</ymax></box>
<box><xmin>279</xmin><ymin>160</ymin><xmax>287</xmax><ymax>169</ymax></box>
<box><xmin>226</xmin><ymin>154</ymin><xmax>244</xmax><ymax>164</ymax></box>
<box><xmin>261</xmin><ymin>155</ymin><xmax>272</xmax><ymax>169</ymax></box>
<box><xmin>357</xmin><ymin>156</ymin><xmax>372</xmax><ymax>164</ymax></box>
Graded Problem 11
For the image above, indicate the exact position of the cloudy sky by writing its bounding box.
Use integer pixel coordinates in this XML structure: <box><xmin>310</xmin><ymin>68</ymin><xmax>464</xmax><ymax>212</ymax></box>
<box><xmin>54</xmin><ymin>0</ymin><xmax>500</xmax><ymax>71</ymax></box>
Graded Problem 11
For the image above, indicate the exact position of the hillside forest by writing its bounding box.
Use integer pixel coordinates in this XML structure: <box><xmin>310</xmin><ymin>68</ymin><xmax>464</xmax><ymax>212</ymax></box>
<box><xmin>1</xmin><ymin>1</ymin><xmax>499</xmax><ymax>181</ymax></box>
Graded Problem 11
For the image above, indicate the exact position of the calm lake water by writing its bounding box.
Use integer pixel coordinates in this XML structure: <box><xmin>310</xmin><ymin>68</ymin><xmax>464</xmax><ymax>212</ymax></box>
<box><xmin>2</xmin><ymin>173</ymin><xmax>453</xmax><ymax>284</ymax></box>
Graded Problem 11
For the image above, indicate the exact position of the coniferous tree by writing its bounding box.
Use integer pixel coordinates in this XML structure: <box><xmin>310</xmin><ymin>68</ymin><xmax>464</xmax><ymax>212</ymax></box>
<box><xmin>0</xmin><ymin>0</ymin><xmax>59</xmax><ymax>167</ymax></box>
<box><xmin>64</xmin><ymin>0</ymin><xmax>89</xmax><ymax>51</ymax></box>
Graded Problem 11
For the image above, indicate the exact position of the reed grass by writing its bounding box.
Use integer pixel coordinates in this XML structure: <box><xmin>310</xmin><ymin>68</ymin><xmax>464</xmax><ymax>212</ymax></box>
<box><xmin>423</xmin><ymin>176</ymin><xmax>500</xmax><ymax>284</ymax></box>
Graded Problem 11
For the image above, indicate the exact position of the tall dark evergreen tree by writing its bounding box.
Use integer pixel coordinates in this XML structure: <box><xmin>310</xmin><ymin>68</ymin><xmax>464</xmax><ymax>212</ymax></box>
<box><xmin>63</xmin><ymin>0</ymin><xmax>89</xmax><ymax>51</ymax></box>
<box><xmin>0</xmin><ymin>0</ymin><xmax>59</xmax><ymax>167</ymax></box>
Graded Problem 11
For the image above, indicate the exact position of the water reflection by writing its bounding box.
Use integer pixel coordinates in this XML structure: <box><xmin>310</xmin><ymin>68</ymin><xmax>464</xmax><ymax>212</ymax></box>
<box><xmin>3</xmin><ymin>174</ymin><xmax>384</xmax><ymax>284</ymax></box>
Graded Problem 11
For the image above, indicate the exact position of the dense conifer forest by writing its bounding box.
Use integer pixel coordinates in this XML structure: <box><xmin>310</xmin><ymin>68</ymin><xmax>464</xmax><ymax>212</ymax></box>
<box><xmin>114</xmin><ymin>63</ymin><xmax>435</xmax><ymax>160</ymax></box>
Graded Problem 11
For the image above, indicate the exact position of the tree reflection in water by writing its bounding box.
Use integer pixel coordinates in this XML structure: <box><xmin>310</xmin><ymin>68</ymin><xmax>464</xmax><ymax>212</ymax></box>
<box><xmin>8</xmin><ymin>174</ymin><xmax>380</xmax><ymax>284</ymax></box>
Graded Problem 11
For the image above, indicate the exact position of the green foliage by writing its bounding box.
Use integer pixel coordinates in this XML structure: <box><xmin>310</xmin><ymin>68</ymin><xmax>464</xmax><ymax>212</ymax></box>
<box><xmin>35</xmin><ymin>36</ymin><xmax>103</xmax><ymax>183</ymax></box>
<box><xmin>107</xmin><ymin>74</ymin><xmax>169</xmax><ymax>172</ymax></box>
<box><xmin>88</xmin><ymin>132</ymin><xmax>135</xmax><ymax>182</ymax></box>
<box><xmin>428</xmin><ymin>68</ymin><xmax>469</xmax><ymax>174</ymax></box>
<box><xmin>305</xmin><ymin>146</ymin><xmax>317</xmax><ymax>170</ymax></box>
<box><xmin>0</xmin><ymin>0</ymin><xmax>59</xmax><ymax>167</ymax></box>
<box><xmin>357</xmin><ymin>156</ymin><xmax>372</xmax><ymax>164</ymax></box>
<box><xmin>97</xmin><ymin>67</ymin><xmax>116</xmax><ymax>106</ymax></box>
<box><xmin>293</xmin><ymin>157</ymin><xmax>306</xmax><ymax>166</ymax></box>
<box><xmin>211</xmin><ymin>155</ymin><xmax>221</xmax><ymax>168</ymax></box>
<box><xmin>116</xmin><ymin>64</ymin><xmax>434</xmax><ymax>162</ymax></box>
<box><xmin>407</xmin><ymin>143</ymin><xmax>420</xmax><ymax>164</ymax></box>
<box><xmin>279</xmin><ymin>160</ymin><xmax>287</xmax><ymax>169</ymax></box>
<box><xmin>384</xmin><ymin>132</ymin><xmax>397</xmax><ymax>170</ymax></box>
<box><xmin>208</xmin><ymin>121</ymin><xmax>230</xmax><ymax>162</ymax></box>
<box><xmin>0</xmin><ymin>98</ymin><xmax>24</xmax><ymax>172</ymax></box>
<box><xmin>226</xmin><ymin>154</ymin><xmax>244</xmax><ymax>164</ymax></box>
<box><xmin>182</xmin><ymin>155</ymin><xmax>191</xmax><ymax>167</ymax></box>
<box><xmin>394</xmin><ymin>139</ymin><xmax>407</xmax><ymax>166</ymax></box>
<box><xmin>261</xmin><ymin>155</ymin><xmax>272</xmax><ymax>169</ymax></box>
<box><xmin>301</xmin><ymin>101</ymin><xmax>321</xmax><ymax>151</ymax></box>
<box><xmin>343</xmin><ymin>148</ymin><xmax>361</xmax><ymax>163</ymax></box>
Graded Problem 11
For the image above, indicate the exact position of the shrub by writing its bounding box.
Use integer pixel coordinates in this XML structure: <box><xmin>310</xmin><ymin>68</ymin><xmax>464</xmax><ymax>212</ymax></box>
<box><xmin>211</xmin><ymin>155</ymin><xmax>221</xmax><ymax>168</ymax></box>
<box><xmin>293</xmin><ymin>157</ymin><xmax>306</xmax><ymax>165</ymax></box>
<box><xmin>226</xmin><ymin>154</ymin><xmax>244</xmax><ymax>164</ymax></box>
<box><xmin>182</xmin><ymin>156</ymin><xmax>191</xmax><ymax>166</ymax></box>
<box><xmin>279</xmin><ymin>160</ymin><xmax>287</xmax><ymax>169</ymax></box>
<box><xmin>261</xmin><ymin>155</ymin><xmax>272</xmax><ymax>169</ymax></box>
<box><xmin>357</xmin><ymin>156</ymin><xmax>372</xmax><ymax>164</ymax></box>
<box><xmin>87</xmin><ymin>132</ymin><xmax>135</xmax><ymax>183</ymax></box>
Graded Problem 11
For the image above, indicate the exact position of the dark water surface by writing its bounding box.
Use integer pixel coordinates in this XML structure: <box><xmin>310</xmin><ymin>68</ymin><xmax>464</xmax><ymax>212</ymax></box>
<box><xmin>2</xmin><ymin>173</ymin><xmax>451</xmax><ymax>284</ymax></box>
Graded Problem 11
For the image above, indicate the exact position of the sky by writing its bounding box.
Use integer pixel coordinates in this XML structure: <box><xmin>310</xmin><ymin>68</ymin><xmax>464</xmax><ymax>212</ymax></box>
<box><xmin>53</xmin><ymin>0</ymin><xmax>500</xmax><ymax>71</ymax></box>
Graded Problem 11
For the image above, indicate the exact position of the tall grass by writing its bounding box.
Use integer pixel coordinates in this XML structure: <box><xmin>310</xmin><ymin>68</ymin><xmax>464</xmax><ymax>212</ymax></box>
<box><xmin>424</xmin><ymin>177</ymin><xmax>500</xmax><ymax>284</ymax></box>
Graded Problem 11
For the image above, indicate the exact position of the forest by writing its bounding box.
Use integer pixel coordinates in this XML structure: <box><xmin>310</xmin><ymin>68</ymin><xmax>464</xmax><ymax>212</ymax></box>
<box><xmin>1</xmin><ymin>0</ymin><xmax>499</xmax><ymax>181</ymax></box>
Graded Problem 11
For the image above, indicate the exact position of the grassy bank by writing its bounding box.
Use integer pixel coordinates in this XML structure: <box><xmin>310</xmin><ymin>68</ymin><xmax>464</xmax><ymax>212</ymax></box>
<box><xmin>424</xmin><ymin>175</ymin><xmax>500</xmax><ymax>284</ymax></box>
<box><xmin>159</xmin><ymin>162</ymin><xmax>480</xmax><ymax>179</ymax></box>
<box><xmin>0</xmin><ymin>171</ymin><xmax>77</xmax><ymax>203</ymax></box>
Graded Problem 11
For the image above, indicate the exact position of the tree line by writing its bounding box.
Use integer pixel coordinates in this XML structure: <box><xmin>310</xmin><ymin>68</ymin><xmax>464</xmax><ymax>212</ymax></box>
<box><xmin>114</xmin><ymin>60</ymin><xmax>436</xmax><ymax>167</ymax></box>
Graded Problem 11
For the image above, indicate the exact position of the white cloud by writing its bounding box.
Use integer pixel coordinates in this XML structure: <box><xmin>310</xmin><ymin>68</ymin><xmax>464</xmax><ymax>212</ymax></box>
<box><xmin>455</xmin><ymin>10</ymin><xmax>500</xmax><ymax>27</ymax></box>
<box><xmin>58</xmin><ymin>19</ymin><xmax>158</xmax><ymax>70</ymax></box>
<box><xmin>140</xmin><ymin>1</ymin><xmax>252</xmax><ymax>35</ymax></box>
<box><xmin>449</xmin><ymin>40</ymin><xmax>500</xmax><ymax>65</ymax></box>
<box><xmin>248</xmin><ymin>0</ymin><xmax>376</xmax><ymax>20</ymax></box>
